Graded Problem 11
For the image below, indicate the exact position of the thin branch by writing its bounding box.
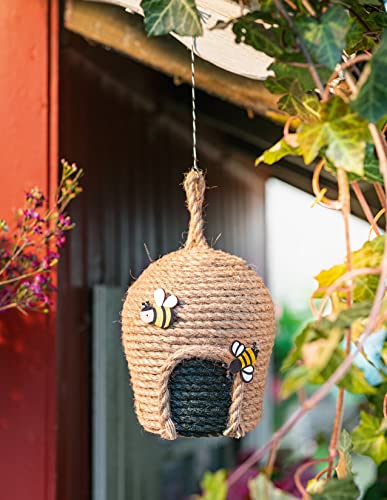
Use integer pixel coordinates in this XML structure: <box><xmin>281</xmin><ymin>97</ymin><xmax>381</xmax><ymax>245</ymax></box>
<box><xmin>327</xmin><ymin>169</ymin><xmax>352</xmax><ymax>479</ymax></box>
<box><xmin>352</xmin><ymin>181</ymin><xmax>380</xmax><ymax>236</ymax></box>
<box><xmin>301</xmin><ymin>0</ymin><xmax>316</xmax><ymax>17</ymax></box>
<box><xmin>322</xmin><ymin>54</ymin><xmax>371</xmax><ymax>101</ymax></box>
<box><xmin>312</xmin><ymin>159</ymin><xmax>342</xmax><ymax>210</ymax></box>
<box><xmin>368</xmin><ymin>209</ymin><xmax>385</xmax><ymax>240</ymax></box>
<box><xmin>374</xmin><ymin>183</ymin><xmax>387</xmax><ymax>211</ymax></box>
<box><xmin>295</xmin><ymin>458</ymin><xmax>329</xmax><ymax>498</ymax></box>
<box><xmin>273</xmin><ymin>0</ymin><xmax>324</xmax><ymax>94</ymax></box>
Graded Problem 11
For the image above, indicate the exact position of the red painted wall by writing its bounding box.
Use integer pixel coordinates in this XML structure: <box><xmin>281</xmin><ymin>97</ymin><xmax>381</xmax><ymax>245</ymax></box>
<box><xmin>0</xmin><ymin>1</ymin><xmax>58</xmax><ymax>499</ymax></box>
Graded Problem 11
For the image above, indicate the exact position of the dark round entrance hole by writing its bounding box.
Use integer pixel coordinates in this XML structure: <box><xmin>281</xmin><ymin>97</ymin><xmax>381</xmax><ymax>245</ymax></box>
<box><xmin>169</xmin><ymin>358</ymin><xmax>232</xmax><ymax>437</ymax></box>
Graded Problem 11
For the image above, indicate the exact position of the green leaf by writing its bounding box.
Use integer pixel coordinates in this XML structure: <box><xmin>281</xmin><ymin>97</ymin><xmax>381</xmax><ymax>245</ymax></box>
<box><xmin>264</xmin><ymin>76</ymin><xmax>294</xmax><ymax>95</ymax></box>
<box><xmin>363</xmin><ymin>462</ymin><xmax>387</xmax><ymax>500</ymax></box>
<box><xmin>200</xmin><ymin>470</ymin><xmax>227</xmax><ymax>500</ymax></box>
<box><xmin>277</xmin><ymin>79</ymin><xmax>321</xmax><ymax>120</ymax></box>
<box><xmin>340</xmin><ymin>364</ymin><xmax>377</xmax><ymax>394</ymax></box>
<box><xmin>295</xmin><ymin>6</ymin><xmax>350</xmax><ymax>69</ymax></box>
<box><xmin>281</xmin><ymin>302</ymin><xmax>376</xmax><ymax>397</ymax></box>
<box><xmin>346</xmin><ymin>18</ymin><xmax>377</xmax><ymax>55</ymax></box>
<box><xmin>310</xmin><ymin>477</ymin><xmax>360</xmax><ymax>499</ymax></box>
<box><xmin>280</xmin><ymin>365</ymin><xmax>311</xmax><ymax>398</ymax></box>
<box><xmin>256</xmin><ymin>138</ymin><xmax>301</xmax><ymax>166</ymax></box>
<box><xmin>352</xmin><ymin>411</ymin><xmax>387</xmax><ymax>465</ymax></box>
<box><xmin>338</xmin><ymin>429</ymin><xmax>353</xmax><ymax>478</ymax></box>
<box><xmin>352</xmin><ymin>31</ymin><xmax>387</xmax><ymax>123</ymax></box>
<box><xmin>363</xmin><ymin>143</ymin><xmax>384</xmax><ymax>184</ymax></box>
<box><xmin>314</xmin><ymin>235</ymin><xmax>384</xmax><ymax>301</ymax></box>
<box><xmin>269</xmin><ymin>59</ymin><xmax>331</xmax><ymax>91</ymax></box>
<box><xmin>368</xmin><ymin>381</ymin><xmax>387</xmax><ymax>418</ymax></box>
<box><xmin>298</xmin><ymin>97</ymin><xmax>370</xmax><ymax>175</ymax></box>
<box><xmin>249</xmin><ymin>473</ymin><xmax>297</xmax><ymax>500</ymax></box>
<box><xmin>233</xmin><ymin>16</ymin><xmax>284</xmax><ymax>57</ymax></box>
<box><xmin>141</xmin><ymin>0</ymin><xmax>202</xmax><ymax>36</ymax></box>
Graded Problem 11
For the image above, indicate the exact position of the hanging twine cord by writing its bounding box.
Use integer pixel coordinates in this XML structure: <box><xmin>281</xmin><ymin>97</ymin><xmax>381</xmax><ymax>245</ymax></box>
<box><xmin>184</xmin><ymin>169</ymin><xmax>208</xmax><ymax>249</ymax></box>
<box><xmin>191</xmin><ymin>37</ymin><xmax>199</xmax><ymax>174</ymax></box>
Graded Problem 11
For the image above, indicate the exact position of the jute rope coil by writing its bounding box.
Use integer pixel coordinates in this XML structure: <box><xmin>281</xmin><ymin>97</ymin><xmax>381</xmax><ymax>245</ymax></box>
<box><xmin>121</xmin><ymin>169</ymin><xmax>275</xmax><ymax>439</ymax></box>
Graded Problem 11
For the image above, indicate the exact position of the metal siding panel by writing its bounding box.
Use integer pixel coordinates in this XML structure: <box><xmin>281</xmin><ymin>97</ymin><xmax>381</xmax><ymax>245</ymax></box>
<box><xmin>59</xmin><ymin>35</ymin><xmax>269</xmax><ymax>500</ymax></box>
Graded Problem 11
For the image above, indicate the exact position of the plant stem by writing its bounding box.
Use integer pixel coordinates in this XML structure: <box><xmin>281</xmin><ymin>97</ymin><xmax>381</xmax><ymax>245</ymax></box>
<box><xmin>374</xmin><ymin>183</ymin><xmax>386</xmax><ymax>211</ymax></box>
<box><xmin>352</xmin><ymin>181</ymin><xmax>380</xmax><ymax>236</ymax></box>
<box><xmin>294</xmin><ymin>458</ymin><xmax>328</xmax><ymax>498</ymax></box>
<box><xmin>322</xmin><ymin>54</ymin><xmax>371</xmax><ymax>101</ymax></box>
<box><xmin>0</xmin><ymin>303</ymin><xmax>18</xmax><ymax>313</ymax></box>
<box><xmin>326</xmin><ymin>169</ymin><xmax>352</xmax><ymax>479</ymax></box>
<box><xmin>272</xmin><ymin>0</ymin><xmax>324</xmax><ymax>94</ymax></box>
<box><xmin>0</xmin><ymin>267</ymin><xmax>51</xmax><ymax>286</ymax></box>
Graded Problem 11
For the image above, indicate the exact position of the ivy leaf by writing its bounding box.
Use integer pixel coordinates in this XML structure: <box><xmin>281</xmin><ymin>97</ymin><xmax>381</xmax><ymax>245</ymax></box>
<box><xmin>315</xmin><ymin>350</ymin><xmax>376</xmax><ymax>395</ymax></box>
<box><xmin>249</xmin><ymin>473</ymin><xmax>297</xmax><ymax>500</ymax></box>
<box><xmin>295</xmin><ymin>5</ymin><xmax>350</xmax><ymax>70</ymax></box>
<box><xmin>314</xmin><ymin>235</ymin><xmax>384</xmax><ymax>301</ymax></box>
<box><xmin>200</xmin><ymin>470</ymin><xmax>227</xmax><ymax>500</ymax></box>
<box><xmin>141</xmin><ymin>0</ymin><xmax>203</xmax><ymax>36</ymax></box>
<box><xmin>310</xmin><ymin>477</ymin><xmax>360</xmax><ymax>499</ymax></box>
<box><xmin>298</xmin><ymin>97</ymin><xmax>370</xmax><ymax>175</ymax></box>
<box><xmin>363</xmin><ymin>143</ymin><xmax>384</xmax><ymax>184</ymax></box>
<box><xmin>352</xmin><ymin>31</ymin><xmax>387</xmax><ymax>123</ymax></box>
<box><xmin>256</xmin><ymin>138</ymin><xmax>301</xmax><ymax>166</ymax></box>
<box><xmin>363</xmin><ymin>462</ymin><xmax>387</xmax><ymax>499</ymax></box>
<box><xmin>233</xmin><ymin>16</ymin><xmax>284</xmax><ymax>57</ymax></box>
<box><xmin>269</xmin><ymin>59</ymin><xmax>331</xmax><ymax>91</ymax></box>
<box><xmin>280</xmin><ymin>303</ymin><xmax>375</xmax><ymax>397</ymax></box>
<box><xmin>337</xmin><ymin>429</ymin><xmax>353</xmax><ymax>479</ymax></box>
<box><xmin>346</xmin><ymin>18</ymin><xmax>376</xmax><ymax>55</ymax></box>
<box><xmin>277</xmin><ymin>79</ymin><xmax>321</xmax><ymax>120</ymax></box>
<box><xmin>352</xmin><ymin>411</ymin><xmax>387</xmax><ymax>465</ymax></box>
<box><xmin>264</xmin><ymin>76</ymin><xmax>294</xmax><ymax>94</ymax></box>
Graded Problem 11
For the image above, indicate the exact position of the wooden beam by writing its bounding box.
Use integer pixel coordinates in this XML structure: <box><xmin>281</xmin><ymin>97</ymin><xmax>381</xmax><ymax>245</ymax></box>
<box><xmin>64</xmin><ymin>0</ymin><xmax>284</xmax><ymax>121</ymax></box>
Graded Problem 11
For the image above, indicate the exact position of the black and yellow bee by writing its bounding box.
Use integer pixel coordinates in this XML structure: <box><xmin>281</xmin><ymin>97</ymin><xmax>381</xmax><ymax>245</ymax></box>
<box><xmin>229</xmin><ymin>340</ymin><xmax>259</xmax><ymax>383</ymax></box>
<box><xmin>140</xmin><ymin>288</ymin><xmax>178</xmax><ymax>329</ymax></box>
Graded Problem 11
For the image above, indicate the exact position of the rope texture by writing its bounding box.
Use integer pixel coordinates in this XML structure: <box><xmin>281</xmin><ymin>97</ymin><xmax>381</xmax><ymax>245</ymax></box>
<box><xmin>184</xmin><ymin>169</ymin><xmax>208</xmax><ymax>249</ymax></box>
<box><xmin>121</xmin><ymin>170</ymin><xmax>276</xmax><ymax>439</ymax></box>
<box><xmin>169</xmin><ymin>359</ymin><xmax>232</xmax><ymax>437</ymax></box>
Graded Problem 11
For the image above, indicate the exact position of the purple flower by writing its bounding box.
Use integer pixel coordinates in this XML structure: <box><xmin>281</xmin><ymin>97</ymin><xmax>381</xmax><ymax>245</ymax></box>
<box><xmin>56</xmin><ymin>232</ymin><xmax>66</xmax><ymax>248</ymax></box>
<box><xmin>26</xmin><ymin>187</ymin><xmax>45</xmax><ymax>208</ymax></box>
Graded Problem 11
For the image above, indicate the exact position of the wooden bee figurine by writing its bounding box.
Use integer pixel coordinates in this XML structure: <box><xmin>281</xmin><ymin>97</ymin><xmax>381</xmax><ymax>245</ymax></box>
<box><xmin>140</xmin><ymin>288</ymin><xmax>178</xmax><ymax>329</ymax></box>
<box><xmin>229</xmin><ymin>340</ymin><xmax>259</xmax><ymax>383</ymax></box>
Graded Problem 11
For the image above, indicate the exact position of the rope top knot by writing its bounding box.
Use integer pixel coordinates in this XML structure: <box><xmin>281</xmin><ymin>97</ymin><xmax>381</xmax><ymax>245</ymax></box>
<box><xmin>184</xmin><ymin>168</ymin><xmax>208</xmax><ymax>249</ymax></box>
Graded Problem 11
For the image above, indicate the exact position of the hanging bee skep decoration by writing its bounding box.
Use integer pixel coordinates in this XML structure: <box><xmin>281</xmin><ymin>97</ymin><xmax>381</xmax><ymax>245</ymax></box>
<box><xmin>121</xmin><ymin>169</ymin><xmax>276</xmax><ymax>440</ymax></box>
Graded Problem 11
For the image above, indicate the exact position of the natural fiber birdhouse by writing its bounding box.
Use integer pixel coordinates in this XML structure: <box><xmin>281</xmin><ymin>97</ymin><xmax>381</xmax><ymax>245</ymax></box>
<box><xmin>121</xmin><ymin>170</ymin><xmax>275</xmax><ymax>440</ymax></box>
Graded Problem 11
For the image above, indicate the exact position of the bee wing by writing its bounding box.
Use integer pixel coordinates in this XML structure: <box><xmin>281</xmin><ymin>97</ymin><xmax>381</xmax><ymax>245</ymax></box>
<box><xmin>163</xmin><ymin>295</ymin><xmax>178</xmax><ymax>308</ymax></box>
<box><xmin>241</xmin><ymin>366</ymin><xmax>254</xmax><ymax>383</ymax></box>
<box><xmin>231</xmin><ymin>340</ymin><xmax>245</xmax><ymax>357</ymax></box>
<box><xmin>154</xmin><ymin>288</ymin><xmax>165</xmax><ymax>307</ymax></box>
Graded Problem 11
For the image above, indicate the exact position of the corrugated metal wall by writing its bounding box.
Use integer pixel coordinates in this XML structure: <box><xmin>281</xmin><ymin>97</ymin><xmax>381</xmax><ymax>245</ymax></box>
<box><xmin>58</xmin><ymin>33</ymin><xmax>269</xmax><ymax>500</ymax></box>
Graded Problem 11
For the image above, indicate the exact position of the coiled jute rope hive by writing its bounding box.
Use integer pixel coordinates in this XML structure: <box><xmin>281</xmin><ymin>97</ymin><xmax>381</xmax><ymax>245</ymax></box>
<box><xmin>122</xmin><ymin>169</ymin><xmax>275</xmax><ymax>440</ymax></box>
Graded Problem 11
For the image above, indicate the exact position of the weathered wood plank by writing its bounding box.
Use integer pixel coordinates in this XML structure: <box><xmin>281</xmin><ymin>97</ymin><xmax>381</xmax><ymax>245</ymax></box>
<box><xmin>64</xmin><ymin>0</ymin><xmax>284</xmax><ymax>120</ymax></box>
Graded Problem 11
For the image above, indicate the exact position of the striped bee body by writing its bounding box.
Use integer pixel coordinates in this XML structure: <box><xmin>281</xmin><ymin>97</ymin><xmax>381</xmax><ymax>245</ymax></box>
<box><xmin>229</xmin><ymin>347</ymin><xmax>257</xmax><ymax>374</ymax></box>
<box><xmin>140</xmin><ymin>288</ymin><xmax>178</xmax><ymax>329</ymax></box>
<box><xmin>229</xmin><ymin>340</ymin><xmax>259</xmax><ymax>383</ymax></box>
<box><xmin>153</xmin><ymin>305</ymin><xmax>173</xmax><ymax>329</ymax></box>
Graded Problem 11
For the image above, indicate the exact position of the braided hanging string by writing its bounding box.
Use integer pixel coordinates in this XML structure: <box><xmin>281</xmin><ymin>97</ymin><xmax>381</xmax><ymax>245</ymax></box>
<box><xmin>191</xmin><ymin>37</ymin><xmax>199</xmax><ymax>174</ymax></box>
<box><xmin>183</xmin><ymin>169</ymin><xmax>208</xmax><ymax>249</ymax></box>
